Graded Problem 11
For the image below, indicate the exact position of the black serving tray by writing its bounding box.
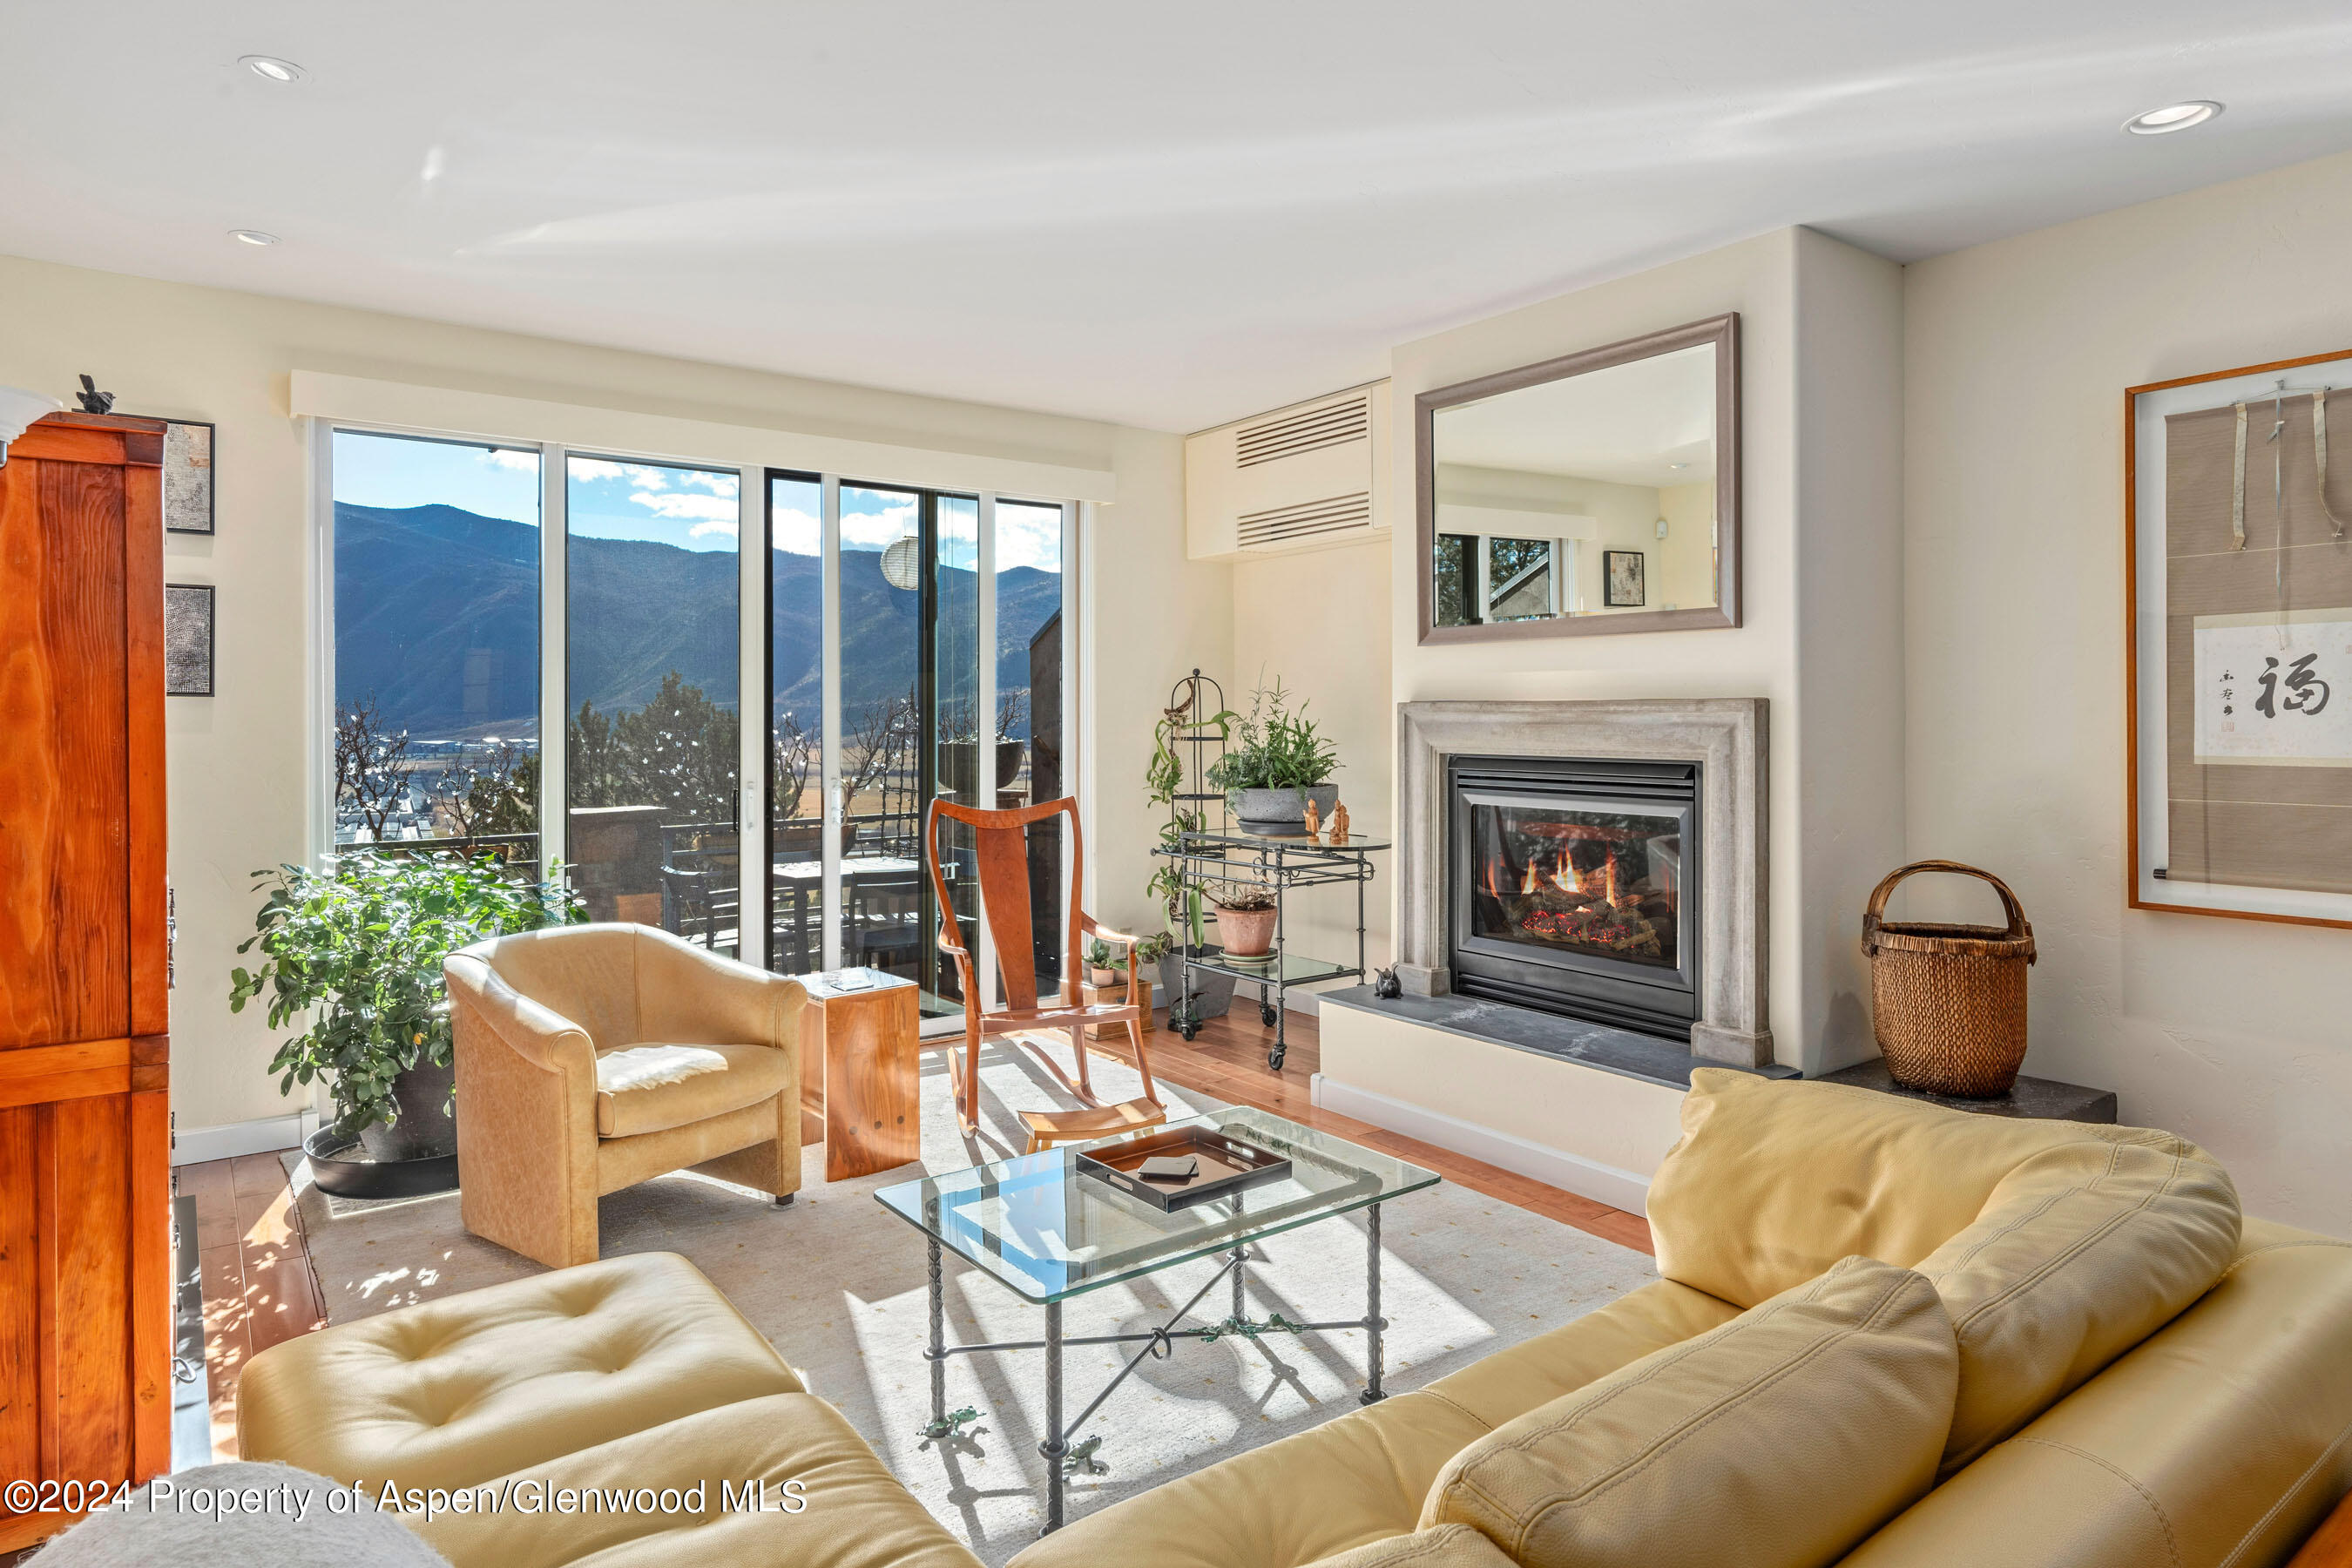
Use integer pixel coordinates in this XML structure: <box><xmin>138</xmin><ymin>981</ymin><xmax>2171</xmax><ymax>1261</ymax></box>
<box><xmin>1077</xmin><ymin>1125</ymin><xmax>1294</xmax><ymax>1213</ymax></box>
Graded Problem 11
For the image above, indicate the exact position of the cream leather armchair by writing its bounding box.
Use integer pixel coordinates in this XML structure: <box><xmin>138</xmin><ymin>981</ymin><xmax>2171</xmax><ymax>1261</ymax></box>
<box><xmin>443</xmin><ymin>923</ymin><xmax>808</xmax><ymax>1268</ymax></box>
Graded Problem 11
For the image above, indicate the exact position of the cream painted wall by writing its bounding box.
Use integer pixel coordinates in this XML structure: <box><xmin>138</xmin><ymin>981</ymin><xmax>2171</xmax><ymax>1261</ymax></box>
<box><xmin>1903</xmin><ymin>148</ymin><xmax>2352</xmax><ymax>1233</ymax></box>
<box><xmin>0</xmin><ymin>251</ymin><xmax>1188</xmax><ymax>1137</ymax></box>
<box><xmin>1085</xmin><ymin>429</ymin><xmax>1233</xmax><ymax>944</ymax></box>
<box><xmin>1230</xmin><ymin>538</ymin><xmax>1394</xmax><ymax>993</ymax></box>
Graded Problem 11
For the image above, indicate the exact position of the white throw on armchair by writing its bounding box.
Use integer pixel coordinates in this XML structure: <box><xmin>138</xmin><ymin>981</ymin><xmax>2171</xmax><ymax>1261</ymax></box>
<box><xmin>442</xmin><ymin>923</ymin><xmax>808</xmax><ymax>1268</ymax></box>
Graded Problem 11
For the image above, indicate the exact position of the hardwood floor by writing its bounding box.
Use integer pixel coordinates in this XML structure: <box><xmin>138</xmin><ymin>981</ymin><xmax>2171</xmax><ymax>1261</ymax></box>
<box><xmin>181</xmin><ymin>1002</ymin><xmax>1650</xmax><ymax>1459</ymax></box>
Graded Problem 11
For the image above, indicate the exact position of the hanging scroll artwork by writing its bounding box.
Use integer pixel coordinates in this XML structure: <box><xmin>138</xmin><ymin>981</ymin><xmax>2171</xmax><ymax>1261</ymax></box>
<box><xmin>2129</xmin><ymin>348</ymin><xmax>2352</xmax><ymax>927</ymax></box>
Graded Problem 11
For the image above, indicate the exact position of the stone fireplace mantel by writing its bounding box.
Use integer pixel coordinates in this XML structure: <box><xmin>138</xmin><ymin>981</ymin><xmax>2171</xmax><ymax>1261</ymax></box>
<box><xmin>1395</xmin><ymin>698</ymin><xmax>1771</xmax><ymax>1067</ymax></box>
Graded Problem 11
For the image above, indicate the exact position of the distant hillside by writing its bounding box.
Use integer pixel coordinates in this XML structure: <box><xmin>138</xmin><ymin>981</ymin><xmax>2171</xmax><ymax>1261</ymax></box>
<box><xmin>334</xmin><ymin>503</ymin><xmax>1060</xmax><ymax>740</ymax></box>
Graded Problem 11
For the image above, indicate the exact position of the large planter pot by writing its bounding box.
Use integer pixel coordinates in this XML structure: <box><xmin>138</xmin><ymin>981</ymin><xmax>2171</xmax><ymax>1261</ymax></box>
<box><xmin>356</xmin><ymin>1061</ymin><xmax>458</xmax><ymax>1161</ymax></box>
<box><xmin>1213</xmin><ymin>904</ymin><xmax>1278</xmax><ymax>957</ymax></box>
<box><xmin>1227</xmin><ymin>784</ymin><xmax>1340</xmax><ymax>836</ymax></box>
<box><xmin>1159</xmin><ymin>951</ymin><xmax>1236</xmax><ymax>1024</ymax></box>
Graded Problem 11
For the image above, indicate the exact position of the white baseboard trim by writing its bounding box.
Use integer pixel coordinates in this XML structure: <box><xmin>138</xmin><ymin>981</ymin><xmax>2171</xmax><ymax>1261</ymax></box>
<box><xmin>1310</xmin><ymin>1073</ymin><xmax>1651</xmax><ymax>1215</ymax></box>
<box><xmin>172</xmin><ymin>1110</ymin><xmax>320</xmax><ymax>1167</ymax></box>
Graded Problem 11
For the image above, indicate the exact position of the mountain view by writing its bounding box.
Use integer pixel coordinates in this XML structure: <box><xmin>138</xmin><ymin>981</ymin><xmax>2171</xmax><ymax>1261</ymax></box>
<box><xmin>334</xmin><ymin>502</ymin><xmax>1062</xmax><ymax>740</ymax></box>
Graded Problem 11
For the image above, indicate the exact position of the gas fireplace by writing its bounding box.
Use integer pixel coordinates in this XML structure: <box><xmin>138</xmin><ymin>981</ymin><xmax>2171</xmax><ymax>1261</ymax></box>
<box><xmin>1448</xmin><ymin>754</ymin><xmax>1701</xmax><ymax>1040</ymax></box>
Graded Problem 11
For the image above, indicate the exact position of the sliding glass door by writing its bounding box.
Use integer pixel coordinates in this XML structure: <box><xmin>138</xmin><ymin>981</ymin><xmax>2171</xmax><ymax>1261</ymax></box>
<box><xmin>764</xmin><ymin>477</ymin><xmax>1064</xmax><ymax>1020</ymax></box>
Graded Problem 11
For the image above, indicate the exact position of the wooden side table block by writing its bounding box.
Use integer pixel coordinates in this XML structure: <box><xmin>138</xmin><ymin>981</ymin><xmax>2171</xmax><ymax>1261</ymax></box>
<box><xmin>1078</xmin><ymin>975</ymin><xmax>1152</xmax><ymax>1039</ymax></box>
<box><xmin>794</xmin><ymin>969</ymin><xmax>923</xmax><ymax>1181</ymax></box>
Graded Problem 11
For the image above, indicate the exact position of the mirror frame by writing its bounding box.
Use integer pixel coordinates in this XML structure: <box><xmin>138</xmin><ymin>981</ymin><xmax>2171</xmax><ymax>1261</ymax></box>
<box><xmin>1415</xmin><ymin>312</ymin><xmax>1740</xmax><ymax>644</ymax></box>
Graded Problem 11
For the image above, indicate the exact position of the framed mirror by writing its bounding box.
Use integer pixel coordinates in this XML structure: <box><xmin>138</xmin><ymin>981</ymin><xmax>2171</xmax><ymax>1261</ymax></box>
<box><xmin>1416</xmin><ymin>313</ymin><xmax>1740</xmax><ymax>643</ymax></box>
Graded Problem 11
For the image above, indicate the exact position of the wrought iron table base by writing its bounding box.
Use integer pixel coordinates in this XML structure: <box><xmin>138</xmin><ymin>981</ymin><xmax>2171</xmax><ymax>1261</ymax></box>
<box><xmin>920</xmin><ymin>1203</ymin><xmax>1389</xmax><ymax>1535</ymax></box>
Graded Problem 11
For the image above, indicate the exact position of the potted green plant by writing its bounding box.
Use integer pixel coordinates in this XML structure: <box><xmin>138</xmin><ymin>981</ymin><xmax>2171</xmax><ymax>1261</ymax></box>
<box><xmin>1207</xmin><ymin>881</ymin><xmax>1278</xmax><ymax>958</ymax></box>
<box><xmin>1085</xmin><ymin>936</ymin><xmax>1120</xmax><ymax>988</ymax></box>
<box><xmin>1206</xmin><ymin>678</ymin><xmax>1341</xmax><ymax>835</ymax></box>
<box><xmin>230</xmin><ymin>849</ymin><xmax>584</xmax><ymax>1196</ymax></box>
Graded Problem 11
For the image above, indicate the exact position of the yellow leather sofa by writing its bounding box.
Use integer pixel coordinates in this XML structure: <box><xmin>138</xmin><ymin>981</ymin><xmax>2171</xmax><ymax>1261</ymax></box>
<box><xmin>443</xmin><ymin>923</ymin><xmax>808</xmax><ymax>1268</ymax></box>
<box><xmin>1010</xmin><ymin>1070</ymin><xmax>2352</xmax><ymax>1568</ymax></box>
<box><xmin>237</xmin><ymin>1250</ymin><xmax>984</xmax><ymax>1568</ymax></box>
<box><xmin>242</xmin><ymin>1068</ymin><xmax>2352</xmax><ymax>1568</ymax></box>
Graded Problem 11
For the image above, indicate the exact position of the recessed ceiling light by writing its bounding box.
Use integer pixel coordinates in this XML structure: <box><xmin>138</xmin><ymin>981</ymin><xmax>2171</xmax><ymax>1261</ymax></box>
<box><xmin>2125</xmin><ymin>100</ymin><xmax>2222</xmax><ymax>136</ymax></box>
<box><xmin>240</xmin><ymin>54</ymin><xmax>305</xmax><ymax>83</ymax></box>
<box><xmin>228</xmin><ymin>229</ymin><xmax>280</xmax><ymax>247</ymax></box>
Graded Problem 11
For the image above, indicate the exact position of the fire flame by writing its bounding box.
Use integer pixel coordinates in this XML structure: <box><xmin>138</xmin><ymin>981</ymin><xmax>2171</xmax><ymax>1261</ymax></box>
<box><xmin>1604</xmin><ymin>853</ymin><xmax>1619</xmax><ymax>906</ymax></box>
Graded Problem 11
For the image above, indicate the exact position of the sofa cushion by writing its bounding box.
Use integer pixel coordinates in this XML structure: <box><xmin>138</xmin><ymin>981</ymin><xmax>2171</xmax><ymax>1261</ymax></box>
<box><xmin>1422</xmin><ymin>1257</ymin><xmax>1957</xmax><ymax>1568</ymax></box>
<box><xmin>411</xmin><ymin>1392</ymin><xmax>983</xmax><ymax>1568</ymax></box>
<box><xmin>1646</xmin><ymin>1069</ymin><xmax>2098</xmax><ymax>1308</ymax></box>
<box><xmin>1298</xmin><ymin>1525</ymin><xmax>1519</xmax><ymax>1568</ymax></box>
<box><xmin>237</xmin><ymin>1252</ymin><xmax>803</xmax><ymax>1493</ymax></box>
<box><xmin>1916</xmin><ymin>1132</ymin><xmax>2240</xmax><ymax>1473</ymax></box>
<box><xmin>1007</xmin><ymin>1279</ymin><xmax>1737</xmax><ymax>1568</ymax></box>
<box><xmin>1838</xmin><ymin>1220</ymin><xmax>2352</xmax><ymax>1568</ymax></box>
<box><xmin>593</xmin><ymin>1041</ymin><xmax>792</xmax><ymax>1137</ymax></box>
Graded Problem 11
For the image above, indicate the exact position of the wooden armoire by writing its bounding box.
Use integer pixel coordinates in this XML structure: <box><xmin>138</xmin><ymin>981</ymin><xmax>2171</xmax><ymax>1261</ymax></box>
<box><xmin>0</xmin><ymin>411</ymin><xmax>172</xmax><ymax>1549</ymax></box>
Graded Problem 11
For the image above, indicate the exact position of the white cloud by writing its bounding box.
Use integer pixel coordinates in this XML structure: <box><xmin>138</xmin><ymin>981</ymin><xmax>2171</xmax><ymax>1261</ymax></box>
<box><xmin>569</xmin><ymin>457</ymin><xmax>626</xmax><ymax>482</ymax></box>
<box><xmin>624</xmin><ymin>465</ymin><xmax>671</xmax><ymax>490</ymax></box>
<box><xmin>842</xmin><ymin>498</ymin><xmax>916</xmax><ymax>551</ymax></box>
<box><xmin>477</xmin><ymin>448</ymin><xmax>539</xmax><ymax>473</ymax></box>
<box><xmin>996</xmin><ymin>504</ymin><xmax>1064</xmax><ymax>572</ymax></box>
<box><xmin>630</xmin><ymin>491</ymin><xmax>739</xmax><ymax>521</ymax></box>
<box><xmin>774</xmin><ymin>506</ymin><xmax>821</xmax><ymax>555</ymax></box>
<box><xmin>679</xmin><ymin>470</ymin><xmax>739</xmax><ymax>495</ymax></box>
<box><xmin>689</xmin><ymin>520</ymin><xmax>739</xmax><ymax>541</ymax></box>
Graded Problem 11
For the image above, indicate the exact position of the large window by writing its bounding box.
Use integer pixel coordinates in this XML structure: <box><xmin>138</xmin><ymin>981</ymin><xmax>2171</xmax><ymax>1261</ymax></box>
<box><xmin>564</xmin><ymin>457</ymin><xmax>742</xmax><ymax>954</ymax></box>
<box><xmin>321</xmin><ymin>424</ymin><xmax>1075</xmax><ymax>1025</ymax></box>
<box><xmin>329</xmin><ymin>430</ymin><xmax>541</xmax><ymax>860</ymax></box>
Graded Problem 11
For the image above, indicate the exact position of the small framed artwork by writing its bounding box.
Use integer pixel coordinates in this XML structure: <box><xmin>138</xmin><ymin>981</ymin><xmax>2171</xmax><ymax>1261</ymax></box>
<box><xmin>1603</xmin><ymin>549</ymin><xmax>1646</xmax><ymax>607</ymax></box>
<box><xmin>164</xmin><ymin>584</ymin><xmax>214</xmax><ymax>696</ymax></box>
<box><xmin>161</xmin><ymin>420</ymin><xmax>215</xmax><ymax>535</ymax></box>
<box><xmin>2127</xmin><ymin>345</ymin><xmax>2352</xmax><ymax>929</ymax></box>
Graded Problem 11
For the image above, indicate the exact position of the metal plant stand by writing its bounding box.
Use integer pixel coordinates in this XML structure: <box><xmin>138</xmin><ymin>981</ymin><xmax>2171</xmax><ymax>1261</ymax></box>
<box><xmin>1156</xmin><ymin>829</ymin><xmax>1389</xmax><ymax>1069</ymax></box>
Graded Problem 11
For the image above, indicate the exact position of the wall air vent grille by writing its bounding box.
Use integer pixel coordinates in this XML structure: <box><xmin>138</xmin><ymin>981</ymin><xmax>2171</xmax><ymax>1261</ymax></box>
<box><xmin>1237</xmin><ymin>492</ymin><xmax>1375</xmax><ymax>549</ymax></box>
<box><xmin>1234</xmin><ymin>394</ymin><xmax>1371</xmax><ymax>468</ymax></box>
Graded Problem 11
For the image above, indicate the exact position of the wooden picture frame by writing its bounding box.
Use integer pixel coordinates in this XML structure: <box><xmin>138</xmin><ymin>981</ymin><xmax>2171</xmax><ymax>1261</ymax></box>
<box><xmin>164</xmin><ymin>583</ymin><xmax>214</xmax><ymax>696</ymax></box>
<box><xmin>1603</xmin><ymin>549</ymin><xmax>1646</xmax><ymax>607</ymax></box>
<box><xmin>2126</xmin><ymin>346</ymin><xmax>2352</xmax><ymax>931</ymax></box>
<box><xmin>1416</xmin><ymin>312</ymin><xmax>1740</xmax><ymax>644</ymax></box>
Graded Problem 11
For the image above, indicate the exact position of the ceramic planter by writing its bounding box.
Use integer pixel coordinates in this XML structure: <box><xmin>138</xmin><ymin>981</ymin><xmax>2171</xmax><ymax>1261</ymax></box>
<box><xmin>1213</xmin><ymin>903</ymin><xmax>1278</xmax><ymax>956</ymax></box>
<box><xmin>355</xmin><ymin>1060</ymin><xmax>458</xmax><ymax>1162</ymax></box>
<box><xmin>1227</xmin><ymin>784</ymin><xmax>1340</xmax><ymax>835</ymax></box>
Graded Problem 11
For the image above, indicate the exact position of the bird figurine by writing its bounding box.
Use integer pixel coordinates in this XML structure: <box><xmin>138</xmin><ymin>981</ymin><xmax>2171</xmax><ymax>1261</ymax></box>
<box><xmin>1328</xmin><ymin>802</ymin><xmax>1350</xmax><ymax>845</ymax></box>
<box><xmin>75</xmin><ymin>375</ymin><xmax>115</xmax><ymax>415</ymax></box>
<box><xmin>1301</xmin><ymin>799</ymin><xmax>1321</xmax><ymax>841</ymax></box>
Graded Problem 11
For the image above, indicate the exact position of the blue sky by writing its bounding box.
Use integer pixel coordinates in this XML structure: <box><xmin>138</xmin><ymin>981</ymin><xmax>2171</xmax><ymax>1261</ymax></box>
<box><xmin>332</xmin><ymin>429</ymin><xmax>1062</xmax><ymax>569</ymax></box>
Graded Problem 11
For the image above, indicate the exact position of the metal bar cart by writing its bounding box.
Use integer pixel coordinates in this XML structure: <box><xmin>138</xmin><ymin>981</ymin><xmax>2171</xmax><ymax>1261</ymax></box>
<box><xmin>1155</xmin><ymin>828</ymin><xmax>1388</xmax><ymax>1069</ymax></box>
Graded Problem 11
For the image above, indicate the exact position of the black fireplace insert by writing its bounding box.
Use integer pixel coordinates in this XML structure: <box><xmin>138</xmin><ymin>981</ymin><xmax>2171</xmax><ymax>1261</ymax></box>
<box><xmin>1448</xmin><ymin>754</ymin><xmax>1700</xmax><ymax>1040</ymax></box>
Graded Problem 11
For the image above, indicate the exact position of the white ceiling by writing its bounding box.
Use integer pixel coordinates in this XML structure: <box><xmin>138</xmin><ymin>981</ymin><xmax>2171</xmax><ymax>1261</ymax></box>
<box><xmin>3</xmin><ymin>3</ymin><xmax>2350</xmax><ymax>434</ymax></box>
<box><xmin>1436</xmin><ymin>343</ymin><xmax>1717</xmax><ymax>488</ymax></box>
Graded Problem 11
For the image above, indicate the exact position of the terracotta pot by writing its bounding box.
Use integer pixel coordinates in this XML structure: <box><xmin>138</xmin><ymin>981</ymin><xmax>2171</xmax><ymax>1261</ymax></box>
<box><xmin>1215</xmin><ymin>904</ymin><xmax>1278</xmax><ymax>957</ymax></box>
<box><xmin>1087</xmin><ymin>966</ymin><xmax>1119</xmax><ymax>987</ymax></box>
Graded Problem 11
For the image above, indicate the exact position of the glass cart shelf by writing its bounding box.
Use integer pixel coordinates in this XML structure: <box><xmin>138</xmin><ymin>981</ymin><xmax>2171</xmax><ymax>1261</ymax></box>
<box><xmin>1154</xmin><ymin>831</ymin><xmax>1389</xmax><ymax>1069</ymax></box>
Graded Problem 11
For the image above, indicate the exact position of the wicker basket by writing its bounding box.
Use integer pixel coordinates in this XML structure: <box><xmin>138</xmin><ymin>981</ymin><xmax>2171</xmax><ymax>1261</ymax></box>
<box><xmin>1860</xmin><ymin>861</ymin><xmax>2038</xmax><ymax>1097</ymax></box>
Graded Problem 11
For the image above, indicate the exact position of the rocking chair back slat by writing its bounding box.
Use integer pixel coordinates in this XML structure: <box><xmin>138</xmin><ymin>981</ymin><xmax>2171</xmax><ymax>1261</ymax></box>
<box><xmin>928</xmin><ymin>794</ymin><xmax>1083</xmax><ymax>1010</ymax></box>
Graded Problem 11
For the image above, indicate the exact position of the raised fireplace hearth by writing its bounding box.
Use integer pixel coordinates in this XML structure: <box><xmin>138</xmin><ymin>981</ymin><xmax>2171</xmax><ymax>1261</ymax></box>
<box><xmin>1397</xmin><ymin>698</ymin><xmax>1770</xmax><ymax>1068</ymax></box>
<box><xmin>1450</xmin><ymin>754</ymin><xmax>1700</xmax><ymax>1039</ymax></box>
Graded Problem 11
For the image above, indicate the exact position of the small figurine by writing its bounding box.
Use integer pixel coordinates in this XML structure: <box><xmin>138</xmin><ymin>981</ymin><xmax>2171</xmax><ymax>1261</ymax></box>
<box><xmin>1301</xmin><ymin>798</ymin><xmax>1321</xmax><ymax>841</ymax></box>
<box><xmin>75</xmin><ymin>375</ymin><xmax>115</xmax><ymax>415</ymax></box>
<box><xmin>1373</xmin><ymin>965</ymin><xmax>1402</xmax><ymax>999</ymax></box>
<box><xmin>1328</xmin><ymin>802</ymin><xmax>1350</xmax><ymax>845</ymax></box>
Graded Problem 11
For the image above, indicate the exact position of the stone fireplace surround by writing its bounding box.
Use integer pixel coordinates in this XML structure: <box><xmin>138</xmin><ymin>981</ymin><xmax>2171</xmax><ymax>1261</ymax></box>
<box><xmin>1394</xmin><ymin>698</ymin><xmax>1772</xmax><ymax>1068</ymax></box>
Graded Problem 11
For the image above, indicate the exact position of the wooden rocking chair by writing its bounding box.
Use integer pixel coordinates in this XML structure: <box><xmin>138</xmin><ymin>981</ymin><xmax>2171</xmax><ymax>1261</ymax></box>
<box><xmin>927</xmin><ymin>795</ymin><xmax>1166</xmax><ymax>1153</ymax></box>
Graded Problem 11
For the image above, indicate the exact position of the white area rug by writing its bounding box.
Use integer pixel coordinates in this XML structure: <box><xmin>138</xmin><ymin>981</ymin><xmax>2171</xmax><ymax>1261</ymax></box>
<box><xmin>287</xmin><ymin>1044</ymin><xmax>1654</xmax><ymax>1565</ymax></box>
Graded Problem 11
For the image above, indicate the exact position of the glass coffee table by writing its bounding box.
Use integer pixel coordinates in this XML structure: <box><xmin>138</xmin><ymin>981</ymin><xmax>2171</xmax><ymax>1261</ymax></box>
<box><xmin>875</xmin><ymin>1105</ymin><xmax>1440</xmax><ymax>1533</ymax></box>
